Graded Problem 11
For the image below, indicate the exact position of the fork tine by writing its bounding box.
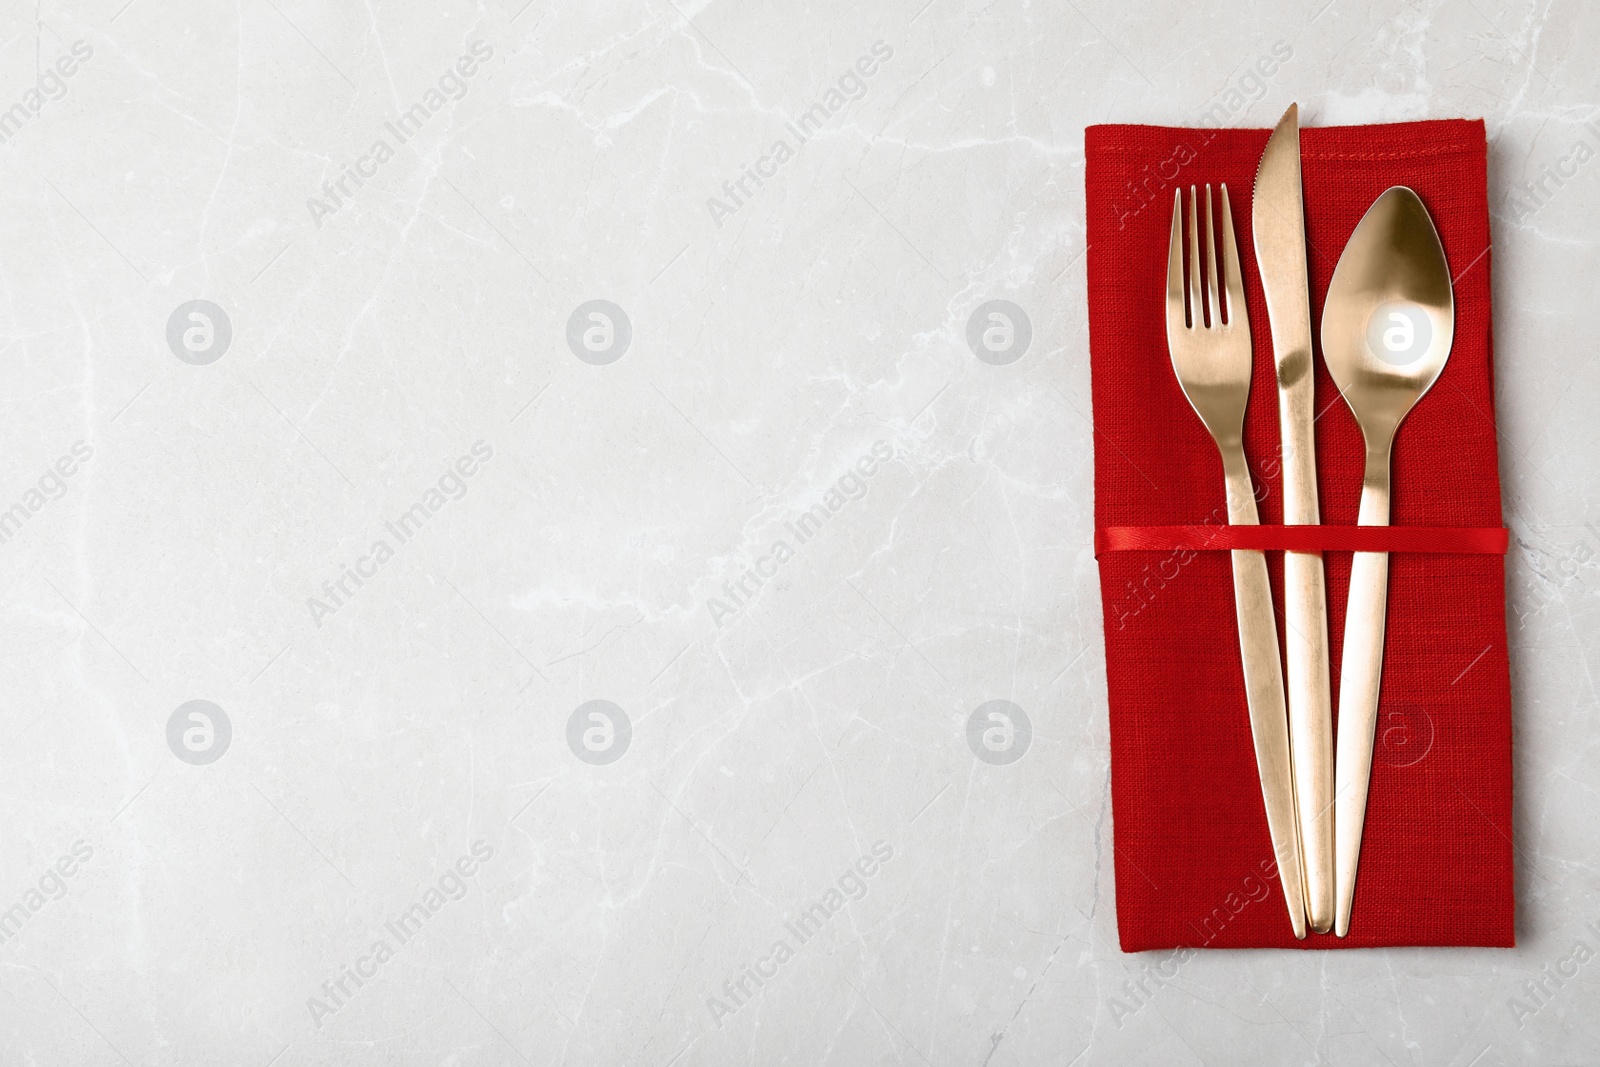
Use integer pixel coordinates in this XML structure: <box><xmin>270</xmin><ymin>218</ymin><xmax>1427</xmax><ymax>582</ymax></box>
<box><xmin>1218</xmin><ymin>184</ymin><xmax>1248</xmax><ymax>331</ymax></box>
<box><xmin>1204</xmin><ymin>185</ymin><xmax>1220</xmax><ymax>329</ymax></box>
<box><xmin>1187</xmin><ymin>186</ymin><xmax>1203</xmax><ymax>328</ymax></box>
<box><xmin>1167</xmin><ymin>189</ymin><xmax>1186</xmax><ymax>330</ymax></box>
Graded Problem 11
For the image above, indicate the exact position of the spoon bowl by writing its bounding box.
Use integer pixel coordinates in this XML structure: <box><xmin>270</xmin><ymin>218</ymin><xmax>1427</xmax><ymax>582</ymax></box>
<box><xmin>1321</xmin><ymin>185</ymin><xmax>1454</xmax><ymax>936</ymax></box>
<box><xmin>1322</xmin><ymin>187</ymin><xmax>1455</xmax><ymax>449</ymax></box>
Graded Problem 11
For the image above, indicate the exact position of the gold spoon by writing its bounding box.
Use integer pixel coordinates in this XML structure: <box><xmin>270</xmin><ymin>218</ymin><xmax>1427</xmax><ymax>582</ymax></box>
<box><xmin>1320</xmin><ymin>186</ymin><xmax>1455</xmax><ymax>936</ymax></box>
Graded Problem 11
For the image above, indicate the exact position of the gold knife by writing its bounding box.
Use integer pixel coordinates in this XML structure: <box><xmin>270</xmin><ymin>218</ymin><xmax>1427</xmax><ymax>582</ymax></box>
<box><xmin>1251</xmin><ymin>103</ymin><xmax>1335</xmax><ymax>934</ymax></box>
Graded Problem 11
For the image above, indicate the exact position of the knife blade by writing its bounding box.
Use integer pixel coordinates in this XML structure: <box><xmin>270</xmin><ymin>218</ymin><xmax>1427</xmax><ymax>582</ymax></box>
<box><xmin>1252</xmin><ymin>102</ymin><xmax>1335</xmax><ymax>934</ymax></box>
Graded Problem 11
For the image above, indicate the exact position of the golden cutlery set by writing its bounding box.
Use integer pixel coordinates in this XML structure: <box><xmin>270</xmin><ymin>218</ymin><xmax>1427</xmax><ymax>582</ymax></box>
<box><xmin>1164</xmin><ymin>104</ymin><xmax>1454</xmax><ymax>937</ymax></box>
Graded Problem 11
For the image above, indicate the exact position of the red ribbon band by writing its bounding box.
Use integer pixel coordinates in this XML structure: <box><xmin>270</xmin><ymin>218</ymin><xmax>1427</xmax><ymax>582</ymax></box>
<box><xmin>1095</xmin><ymin>524</ymin><xmax>1509</xmax><ymax>556</ymax></box>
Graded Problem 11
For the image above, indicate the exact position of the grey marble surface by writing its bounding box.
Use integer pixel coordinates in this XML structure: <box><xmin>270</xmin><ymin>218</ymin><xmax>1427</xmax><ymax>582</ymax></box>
<box><xmin>0</xmin><ymin>1</ymin><xmax>1595</xmax><ymax>1064</ymax></box>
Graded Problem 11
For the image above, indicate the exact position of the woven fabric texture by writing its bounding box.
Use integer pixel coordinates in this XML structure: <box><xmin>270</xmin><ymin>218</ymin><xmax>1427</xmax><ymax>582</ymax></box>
<box><xmin>1084</xmin><ymin>119</ymin><xmax>1513</xmax><ymax>951</ymax></box>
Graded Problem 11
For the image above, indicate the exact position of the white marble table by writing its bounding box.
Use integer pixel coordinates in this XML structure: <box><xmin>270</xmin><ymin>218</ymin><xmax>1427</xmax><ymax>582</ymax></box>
<box><xmin>0</xmin><ymin>1</ymin><xmax>1594</xmax><ymax>1064</ymax></box>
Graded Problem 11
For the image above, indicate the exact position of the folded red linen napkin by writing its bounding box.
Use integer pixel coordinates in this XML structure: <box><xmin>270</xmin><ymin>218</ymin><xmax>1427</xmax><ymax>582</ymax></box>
<box><xmin>1084</xmin><ymin>118</ymin><xmax>1513</xmax><ymax>950</ymax></box>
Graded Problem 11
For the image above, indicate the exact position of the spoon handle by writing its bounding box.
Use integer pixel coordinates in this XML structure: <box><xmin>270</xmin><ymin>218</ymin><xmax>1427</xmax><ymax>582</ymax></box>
<box><xmin>1333</xmin><ymin>450</ymin><xmax>1394</xmax><ymax>936</ymax></box>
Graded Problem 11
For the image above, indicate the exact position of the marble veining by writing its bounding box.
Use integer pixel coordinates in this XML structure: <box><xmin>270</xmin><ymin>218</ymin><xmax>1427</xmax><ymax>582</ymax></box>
<box><xmin>0</xmin><ymin>0</ymin><xmax>1595</xmax><ymax>1064</ymax></box>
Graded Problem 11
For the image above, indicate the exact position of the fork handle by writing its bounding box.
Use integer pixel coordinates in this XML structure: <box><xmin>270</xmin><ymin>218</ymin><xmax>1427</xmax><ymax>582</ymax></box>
<box><xmin>1333</xmin><ymin>446</ymin><xmax>1394</xmax><ymax>936</ymax></box>
<box><xmin>1223</xmin><ymin>452</ymin><xmax>1308</xmax><ymax>939</ymax></box>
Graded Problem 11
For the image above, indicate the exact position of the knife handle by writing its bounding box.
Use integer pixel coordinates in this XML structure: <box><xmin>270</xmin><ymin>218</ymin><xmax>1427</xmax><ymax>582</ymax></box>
<box><xmin>1284</xmin><ymin>551</ymin><xmax>1334</xmax><ymax>933</ymax></box>
<box><xmin>1224</xmin><ymin>452</ymin><xmax>1308</xmax><ymax>939</ymax></box>
<box><xmin>1334</xmin><ymin>449</ymin><xmax>1394</xmax><ymax>936</ymax></box>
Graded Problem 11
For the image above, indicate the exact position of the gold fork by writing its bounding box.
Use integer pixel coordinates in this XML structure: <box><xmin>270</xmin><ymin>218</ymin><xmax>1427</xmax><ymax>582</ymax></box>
<box><xmin>1165</xmin><ymin>184</ymin><xmax>1307</xmax><ymax>938</ymax></box>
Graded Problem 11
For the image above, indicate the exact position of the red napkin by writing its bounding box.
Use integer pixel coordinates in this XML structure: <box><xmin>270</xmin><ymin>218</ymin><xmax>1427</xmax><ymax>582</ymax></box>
<box><xmin>1084</xmin><ymin>119</ymin><xmax>1513</xmax><ymax>950</ymax></box>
